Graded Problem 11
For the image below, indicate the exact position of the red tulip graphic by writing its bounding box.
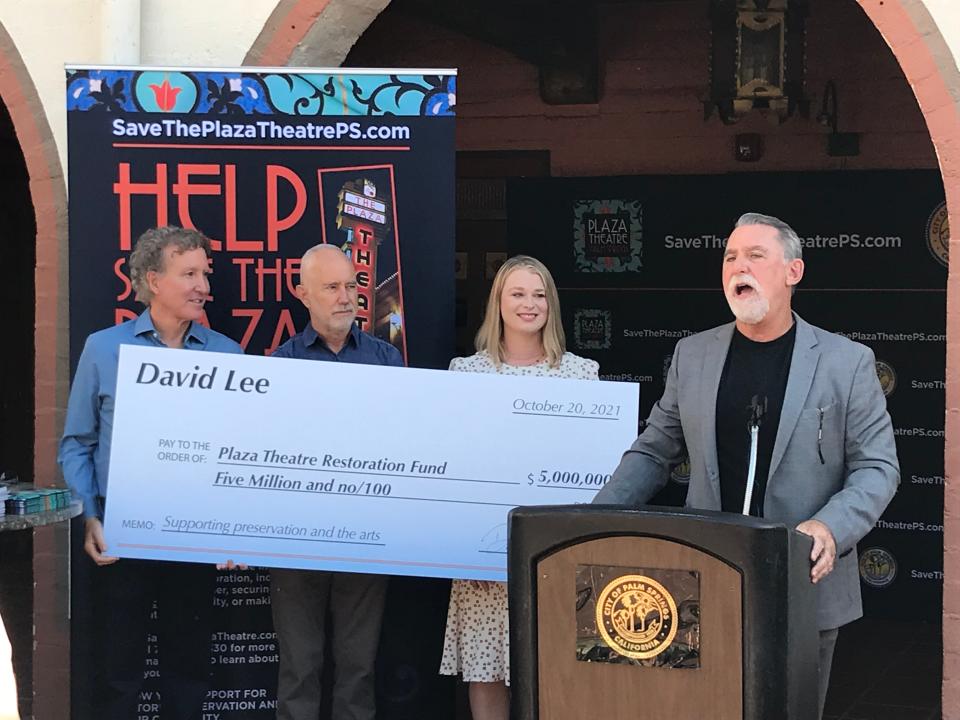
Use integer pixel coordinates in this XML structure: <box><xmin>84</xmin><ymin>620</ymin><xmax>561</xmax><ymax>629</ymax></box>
<box><xmin>149</xmin><ymin>77</ymin><xmax>181</xmax><ymax>112</ymax></box>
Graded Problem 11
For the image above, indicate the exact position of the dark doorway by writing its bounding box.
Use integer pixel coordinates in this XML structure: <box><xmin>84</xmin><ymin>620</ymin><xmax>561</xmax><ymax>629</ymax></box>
<box><xmin>0</xmin><ymin>92</ymin><xmax>38</xmax><ymax>720</ymax></box>
<box><xmin>454</xmin><ymin>150</ymin><xmax>550</xmax><ymax>356</ymax></box>
<box><xmin>0</xmin><ymin>93</ymin><xmax>35</xmax><ymax>485</ymax></box>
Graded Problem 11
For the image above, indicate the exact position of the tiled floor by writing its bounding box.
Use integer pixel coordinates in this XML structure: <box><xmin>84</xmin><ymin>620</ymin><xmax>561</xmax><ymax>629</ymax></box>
<box><xmin>823</xmin><ymin>619</ymin><xmax>941</xmax><ymax>720</ymax></box>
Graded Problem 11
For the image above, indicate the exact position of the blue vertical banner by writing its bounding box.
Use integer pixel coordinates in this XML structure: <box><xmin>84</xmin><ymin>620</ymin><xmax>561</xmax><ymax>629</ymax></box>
<box><xmin>66</xmin><ymin>66</ymin><xmax>457</xmax><ymax>720</ymax></box>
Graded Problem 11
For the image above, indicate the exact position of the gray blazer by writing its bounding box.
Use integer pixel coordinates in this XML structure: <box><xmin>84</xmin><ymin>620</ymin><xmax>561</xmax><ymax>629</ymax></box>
<box><xmin>595</xmin><ymin>315</ymin><xmax>900</xmax><ymax>630</ymax></box>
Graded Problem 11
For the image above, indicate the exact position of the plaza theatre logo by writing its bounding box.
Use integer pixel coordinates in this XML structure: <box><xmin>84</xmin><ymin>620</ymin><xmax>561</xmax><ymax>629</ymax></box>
<box><xmin>859</xmin><ymin>547</ymin><xmax>897</xmax><ymax>588</ymax></box>
<box><xmin>573</xmin><ymin>199</ymin><xmax>642</xmax><ymax>272</ymax></box>
<box><xmin>875</xmin><ymin>360</ymin><xmax>897</xmax><ymax>397</ymax></box>
<box><xmin>596</xmin><ymin>575</ymin><xmax>678</xmax><ymax>660</ymax></box>
<box><xmin>926</xmin><ymin>200</ymin><xmax>949</xmax><ymax>267</ymax></box>
<box><xmin>573</xmin><ymin>309</ymin><xmax>612</xmax><ymax>350</ymax></box>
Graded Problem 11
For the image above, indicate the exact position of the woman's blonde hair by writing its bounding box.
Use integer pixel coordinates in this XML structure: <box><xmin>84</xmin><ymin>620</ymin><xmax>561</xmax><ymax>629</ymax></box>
<box><xmin>475</xmin><ymin>255</ymin><xmax>566</xmax><ymax>368</ymax></box>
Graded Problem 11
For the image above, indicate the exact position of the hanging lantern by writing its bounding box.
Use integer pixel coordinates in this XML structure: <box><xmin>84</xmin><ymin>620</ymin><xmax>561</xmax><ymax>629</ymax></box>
<box><xmin>707</xmin><ymin>0</ymin><xmax>808</xmax><ymax>124</ymax></box>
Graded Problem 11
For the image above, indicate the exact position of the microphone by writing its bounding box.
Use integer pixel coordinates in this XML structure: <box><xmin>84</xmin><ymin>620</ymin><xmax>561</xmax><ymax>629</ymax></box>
<box><xmin>742</xmin><ymin>395</ymin><xmax>768</xmax><ymax>516</ymax></box>
<box><xmin>748</xmin><ymin>394</ymin><xmax>767</xmax><ymax>430</ymax></box>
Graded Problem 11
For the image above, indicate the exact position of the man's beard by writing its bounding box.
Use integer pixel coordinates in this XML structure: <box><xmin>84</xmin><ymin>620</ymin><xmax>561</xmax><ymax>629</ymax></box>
<box><xmin>725</xmin><ymin>274</ymin><xmax>770</xmax><ymax>325</ymax></box>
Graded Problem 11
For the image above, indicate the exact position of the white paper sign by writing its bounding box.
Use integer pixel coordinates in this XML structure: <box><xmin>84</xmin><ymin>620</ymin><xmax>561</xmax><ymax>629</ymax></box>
<box><xmin>103</xmin><ymin>345</ymin><xmax>639</xmax><ymax>580</ymax></box>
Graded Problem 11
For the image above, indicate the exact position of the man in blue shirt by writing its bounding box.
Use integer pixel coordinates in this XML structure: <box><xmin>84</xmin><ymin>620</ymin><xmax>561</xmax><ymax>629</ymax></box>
<box><xmin>59</xmin><ymin>227</ymin><xmax>242</xmax><ymax>720</ymax></box>
<box><xmin>270</xmin><ymin>244</ymin><xmax>402</xmax><ymax>720</ymax></box>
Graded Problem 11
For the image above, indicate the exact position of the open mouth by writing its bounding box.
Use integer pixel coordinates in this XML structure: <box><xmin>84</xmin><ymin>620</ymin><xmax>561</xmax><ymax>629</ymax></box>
<box><xmin>734</xmin><ymin>283</ymin><xmax>756</xmax><ymax>298</ymax></box>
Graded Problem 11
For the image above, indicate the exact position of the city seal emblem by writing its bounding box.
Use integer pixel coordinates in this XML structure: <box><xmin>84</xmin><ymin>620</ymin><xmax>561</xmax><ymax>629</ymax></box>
<box><xmin>875</xmin><ymin>360</ymin><xmax>896</xmax><ymax>398</ymax></box>
<box><xmin>858</xmin><ymin>547</ymin><xmax>897</xmax><ymax>588</ymax></box>
<box><xmin>596</xmin><ymin>575</ymin><xmax>678</xmax><ymax>659</ymax></box>
<box><xmin>670</xmin><ymin>456</ymin><xmax>691</xmax><ymax>486</ymax></box>
<box><xmin>926</xmin><ymin>201</ymin><xmax>949</xmax><ymax>267</ymax></box>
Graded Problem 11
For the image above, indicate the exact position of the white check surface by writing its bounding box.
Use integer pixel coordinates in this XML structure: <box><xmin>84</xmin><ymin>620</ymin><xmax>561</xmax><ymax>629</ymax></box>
<box><xmin>103</xmin><ymin>345</ymin><xmax>639</xmax><ymax>580</ymax></box>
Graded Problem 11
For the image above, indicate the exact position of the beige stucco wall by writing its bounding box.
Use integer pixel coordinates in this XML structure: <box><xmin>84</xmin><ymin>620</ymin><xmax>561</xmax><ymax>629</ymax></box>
<box><xmin>0</xmin><ymin>0</ymin><xmax>958</xmax><ymax>181</ymax></box>
<box><xmin>138</xmin><ymin>0</ymin><xmax>279</xmax><ymax>66</ymax></box>
<box><xmin>0</xmin><ymin>0</ymin><xmax>280</xmax><ymax>178</ymax></box>
<box><xmin>924</xmin><ymin>0</ymin><xmax>960</xmax><ymax>88</ymax></box>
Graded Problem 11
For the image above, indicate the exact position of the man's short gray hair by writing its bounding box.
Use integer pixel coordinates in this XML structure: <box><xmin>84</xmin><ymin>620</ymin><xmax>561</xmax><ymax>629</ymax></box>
<box><xmin>129</xmin><ymin>226</ymin><xmax>212</xmax><ymax>304</ymax></box>
<box><xmin>735</xmin><ymin>212</ymin><xmax>803</xmax><ymax>261</ymax></box>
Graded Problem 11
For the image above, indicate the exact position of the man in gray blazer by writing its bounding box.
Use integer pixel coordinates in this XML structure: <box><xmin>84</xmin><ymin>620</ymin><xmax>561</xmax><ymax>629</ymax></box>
<box><xmin>595</xmin><ymin>212</ymin><xmax>899</xmax><ymax>719</ymax></box>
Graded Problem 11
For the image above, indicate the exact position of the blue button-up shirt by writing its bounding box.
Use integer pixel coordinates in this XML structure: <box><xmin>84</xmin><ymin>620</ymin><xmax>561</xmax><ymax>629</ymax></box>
<box><xmin>58</xmin><ymin>310</ymin><xmax>242</xmax><ymax>519</ymax></box>
<box><xmin>272</xmin><ymin>323</ymin><xmax>404</xmax><ymax>367</ymax></box>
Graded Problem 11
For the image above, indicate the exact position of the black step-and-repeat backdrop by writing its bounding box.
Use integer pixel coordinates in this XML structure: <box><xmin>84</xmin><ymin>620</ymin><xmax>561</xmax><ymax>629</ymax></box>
<box><xmin>507</xmin><ymin>171</ymin><xmax>947</xmax><ymax>621</ymax></box>
<box><xmin>66</xmin><ymin>66</ymin><xmax>456</xmax><ymax>719</ymax></box>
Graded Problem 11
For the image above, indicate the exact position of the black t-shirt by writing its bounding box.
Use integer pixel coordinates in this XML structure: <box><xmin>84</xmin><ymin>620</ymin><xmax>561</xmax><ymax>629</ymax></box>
<box><xmin>716</xmin><ymin>324</ymin><xmax>797</xmax><ymax>516</ymax></box>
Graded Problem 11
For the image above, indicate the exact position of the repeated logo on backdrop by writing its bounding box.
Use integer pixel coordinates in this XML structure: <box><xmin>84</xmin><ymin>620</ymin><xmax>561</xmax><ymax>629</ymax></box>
<box><xmin>669</xmin><ymin>457</ymin><xmax>691</xmax><ymax>486</ymax></box>
<box><xmin>662</xmin><ymin>354</ymin><xmax>674</xmax><ymax>384</ymax></box>
<box><xmin>926</xmin><ymin>201</ymin><xmax>949</xmax><ymax>267</ymax></box>
<box><xmin>875</xmin><ymin>360</ymin><xmax>898</xmax><ymax>398</ymax></box>
<box><xmin>573</xmin><ymin>199</ymin><xmax>643</xmax><ymax>272</ymax></box>
<box><xmin>573</xmin><ymin>309</ymin><xmax>613</xmax><ymax>350</ymax></box>
<box><xmin>859</xmin><ymin>547</ymin><xmax>898</xmax><ymax>588</ymax></box>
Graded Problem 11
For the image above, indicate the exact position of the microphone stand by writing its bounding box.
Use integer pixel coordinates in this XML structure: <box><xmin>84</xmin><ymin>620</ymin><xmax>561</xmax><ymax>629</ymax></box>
<box><xmin>741</xmin><ymin>395</ymin><xmax>767</xmax><ymax>516</ymax></box>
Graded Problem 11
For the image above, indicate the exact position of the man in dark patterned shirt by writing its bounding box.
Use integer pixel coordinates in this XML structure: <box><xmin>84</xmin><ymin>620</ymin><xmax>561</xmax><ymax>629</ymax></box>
<box><xmin>270</xmin><ymin>244</ymin><xmax>402</xmax><ymax>720</ymax></box>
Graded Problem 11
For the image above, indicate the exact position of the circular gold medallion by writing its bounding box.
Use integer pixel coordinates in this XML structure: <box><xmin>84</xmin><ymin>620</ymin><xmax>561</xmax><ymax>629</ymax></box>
<box><xmin>595</xmin><ymin>575</ymin><xmax>678</xmax><ymax>660</ymax></box>
<box><xmin>859</xmin><ymin>547</ymin><xmax>897</xmax><ymax>588</ymax></box>
<box><xmin>926</xmin><ymin>201</ymin><xmax>949</xmax><ymax>267</ymax></box>
<box><xmin>875</xmin><ymin>360</ymin><xmax>897</xmax><ymax>398</ymax></box>
<box><xmin>670</xmin><ymin>457</ymin><xmax>691</xmax><ymax>486</ymax></box>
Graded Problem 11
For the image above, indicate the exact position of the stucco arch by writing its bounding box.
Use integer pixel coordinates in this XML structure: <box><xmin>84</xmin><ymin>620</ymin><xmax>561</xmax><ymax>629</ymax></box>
<box><xmin>0</xmin><ymin>19</ymin><xmax>67</xmax><ymax>488</ymax></box>
<box><xmin>0</xmin><ymin>16</ymin><xmax>69</xmax><ymax>719</ymax></box>
<box><xmin>244</xmin><ymin>0</ymin><xmax>960</xmax><ymax>713</ymax></box>
<box><xmin>244</xmin><ymin>0</ymin><xmax>391</xmax><ymax>68</ymax></box>
<box><xmin>854</xmin><ymin>1</ymin><xmax>960</xmax><ymax>713</ymax></box>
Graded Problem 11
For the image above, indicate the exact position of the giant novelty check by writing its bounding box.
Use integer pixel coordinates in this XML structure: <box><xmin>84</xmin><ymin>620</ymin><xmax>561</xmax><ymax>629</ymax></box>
<box><xmin>103</xmin><ymin>345</ymin><xmax>639</xmax><ymax>580</ymax></box>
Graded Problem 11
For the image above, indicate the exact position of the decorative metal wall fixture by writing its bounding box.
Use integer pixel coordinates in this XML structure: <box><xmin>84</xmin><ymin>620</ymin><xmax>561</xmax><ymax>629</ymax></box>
<box><xmin>706</xmin><ymin>0</ymin><xmax>809</xmax><ymax>124</ymax></box>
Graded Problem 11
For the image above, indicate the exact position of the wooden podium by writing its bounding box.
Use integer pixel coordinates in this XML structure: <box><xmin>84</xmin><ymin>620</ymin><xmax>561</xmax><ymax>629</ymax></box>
<box><xmin>508</xmin><ymin>505</ymin><xmax>819</xmax><ymax>720</ymax></box>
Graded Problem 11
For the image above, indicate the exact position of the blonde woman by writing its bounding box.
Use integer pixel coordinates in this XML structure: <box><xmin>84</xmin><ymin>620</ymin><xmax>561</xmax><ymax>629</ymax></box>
<box><xmin>439</xmin><ymin>255</ymin><xmax>599</xmax><ymax>720</ymax></box>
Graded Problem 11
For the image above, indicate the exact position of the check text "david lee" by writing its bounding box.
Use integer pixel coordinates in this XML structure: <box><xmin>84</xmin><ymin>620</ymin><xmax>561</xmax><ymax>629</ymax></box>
<box><xmin>136</xmin><ymin>362</ymin><xmax>270</xmax><ymax>394</ymax></box>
